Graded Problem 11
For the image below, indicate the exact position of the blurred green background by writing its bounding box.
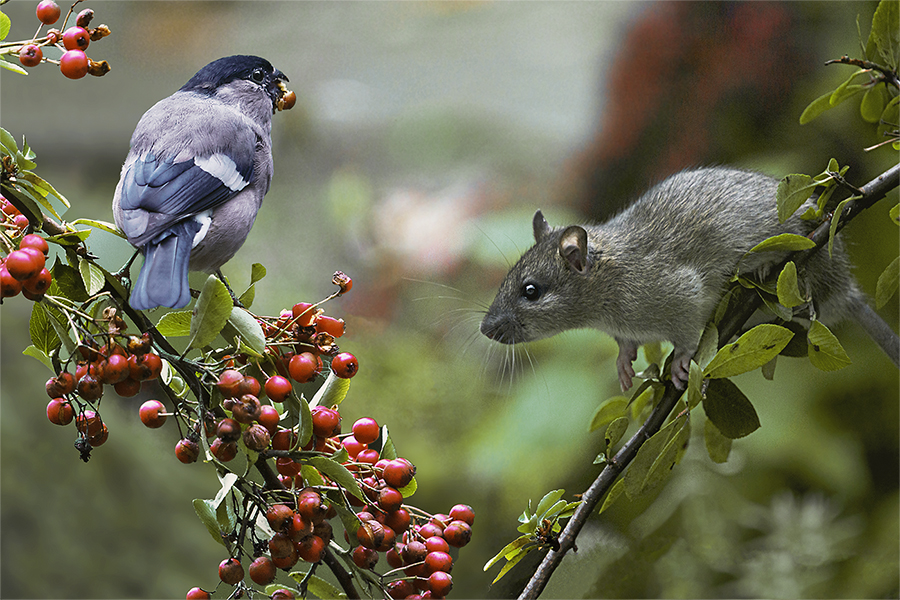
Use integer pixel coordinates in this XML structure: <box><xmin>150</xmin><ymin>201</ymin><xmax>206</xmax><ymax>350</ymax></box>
<box><xmin>1</xmin><ymin>1</ymin><xmax>897</xmax><ymax>598</ymax></box>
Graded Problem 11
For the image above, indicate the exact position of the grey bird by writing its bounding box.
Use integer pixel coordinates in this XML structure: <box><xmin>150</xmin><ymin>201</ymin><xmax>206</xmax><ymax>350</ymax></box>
<box><xmin>112</xmin><ymin>55</ymin><xmax>293</xmax><ymax>310</ymax></box>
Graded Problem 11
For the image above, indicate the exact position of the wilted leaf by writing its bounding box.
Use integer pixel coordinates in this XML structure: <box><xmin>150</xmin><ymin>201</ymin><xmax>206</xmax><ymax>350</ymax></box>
<box><xmin>703</xmin><ymin>378</ymin><xmax>760</xmax><ymax>439</ymax></box>
<box><xmin>704</xmin><ymin>324</ymin><xmax>794</xmax><ymax>379</ymax></box>
<box><xmin>807</xmin><ymin>320</ymin><xmax>852</xmax><ymax>371</ymax></box>
<box><xmin>704</xmin><ymin>419</ymin><xmax>732</xmax><ymax>463</ymax></box>
<box><xmin>776</xmin><ymin>262</ymin><xmax>805</xmax><ymax>308</ymax></box>
<box><xmin>188</xmin><ymin>275</ymin><xmax>233</xmax><ymax>349</ymax></box>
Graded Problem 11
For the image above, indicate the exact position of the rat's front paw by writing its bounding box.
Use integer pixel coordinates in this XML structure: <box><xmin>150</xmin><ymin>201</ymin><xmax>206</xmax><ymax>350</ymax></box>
<box><xmin>615</xmin><ymin>339</ymin><xmax>639</xmax><ymax>392</ymax></box>
<box><xmin>670</xmin><ymin>353</ymin><xmax>692</xmax><ymax>390</ymax></box>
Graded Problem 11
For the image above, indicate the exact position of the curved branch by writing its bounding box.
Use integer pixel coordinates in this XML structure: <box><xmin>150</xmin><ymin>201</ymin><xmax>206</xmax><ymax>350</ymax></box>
<box><xmin>518</xmin><ymin>163</ymin><xmax>899</xmax><ymax>599</ymax></box>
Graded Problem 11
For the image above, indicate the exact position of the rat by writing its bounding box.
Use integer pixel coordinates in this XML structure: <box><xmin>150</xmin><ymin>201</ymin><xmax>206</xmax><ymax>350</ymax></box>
<box><xmin>480</xmin><ymin>167</ymin><xmax>899</xmax><ymax>391</ymax></box>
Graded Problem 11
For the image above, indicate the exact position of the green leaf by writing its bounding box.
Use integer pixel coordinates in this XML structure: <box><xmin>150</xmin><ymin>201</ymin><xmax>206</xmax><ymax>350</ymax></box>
<box><xmin>828</xmin><ymin>197</ymin><xmax>853</xmax><ymax>258</ymax></box>
<box><xmin>490</xmin><ymin>544</ymin><xmax>534</xmax><ymax>584</ymax></box>
<box><xmin>43</xmin><ymin>229</ymin><xmax>91</xmax><ymax>246</ymax></box>
<box><xmin>250</xmin><ymin>262</ymin><xmax>267</xmax><ymax>284</ymax></box>
<box><xmin>485</xmin><ymin>535</ymin><xmax>533</xmax><ymax>572</ymax></box>
<box><xmin>78</xmin><ymin>258</ymin><xmax>106</xmax><ymax>296</ymax></box>
<box><xmin>71</xmin><ymin>218</ymin><xmax>126</xmax><ymax>238</ymax></box>
<box><xmin>704</xmin><ymin>324</ymin><xmax>794</xmax><ymax>379</ymax></box>
<box><xmin>0</xmin><ymin>11</ymin><xmax>11</xmax><ymax>41</ymax></box>
<box><xmin>687</xmin><ymin>361</ymin><xmax>704</xmax><ymax>409</ymax></box>
<box><xmin>0</xmin><ymin>55</ymin><xmax>27</xmax><ymax>75</ymax></box>
<box><xmin>598</xmin><ymin>478</ymin><xmax>625</xmax><ymax>514</ymax></box>
<box><xmin>704</xmin><ymin>419</ymin><xmax>732</xmax><ymax>463</ymax></box>
<box><xmin>300</xmin><ymin>464</ymin><xmax>326</xmax><ymax>488</ymax></box>
<box><xmin>604</xmin><ymin>417</ymin><xmax>629</xmax><ymax>450</ymax></box>
<box><xmin>703</xmin><ymin>378</ymin><xmax>760</xmax><ymax>439</ymax></box>
<box><xmin>589</xmin><ymin>396</ymin><xmax>628</xmax><ymax>431</ymax></box>
<box><xmin>49</xmin><ymin>261</ymin><xmax>88</xmax><ymax>303</ymax></box>
<box><xmin>398</xmin><ymin>476</ymin><xmax>417</xmax><ymax>499</ymax></box>
<box><xmin>750</xmin><ymin>233</ymin><xmax>817</xmax><ymax>253</ymax></box>
<box><xmin>227</xmin><ymin>307</ymin><xmax>266</xmax><ymax>356</ymax></box>
<box><xmin>1</xmin><ymin>183</ymin><xmax>43</xmax><ymax>225</ymax></box>
<box><xmin>237</xmin><ymin>284</ymin><xmax>255</xmax><ymax>309</ymax></box>
<box><xmin>807</xmin><ymin>320</ymin><xmax>852</xmax><ymax>371</ymax></box>
<box><xmin>799</xmin><ymin>90</ymin><xmax>836</xmax><ymax>125</ymax></box>
<box><xmin>624</xmin><ymin>415</ymin><xmax>689</xmax><ymax>498</ymax></box>
<box><xmin>776</xmin><ymin>262</ymin><xmax>805</xmax><ymax>308</ymax></box>
<box><xmin>534</xmin><ymin>490</ymin><xmax>565</xmax><ymax>520</ymax></box>
<box><xmin>694</xmin><ymin>323</ymin><xmax>719</xmax><ymax>370</ymax></box>
<box><xmin>860</xmin><ymin>85</ymin><xmax>887</xmax><ymax>123</ymax></box>
<box><xmin>876</xmin><ymin>256</ymin><xmax>899</xmax><ymax>308</ymax></box>
<box><xmin>829</xmin><ymin>78</ymin><xmax>866</xmax><ymax>107</ymax></box>
<box><xmin>867</xmin><ymin>0</ymin><xmax>899</xmax><ymax>68</ymax></box>
<box><xmin>306</xmin><ymin>456</ymin><xmax>364</xmax><ymax>500</ymax></box>
<box><xmin>890</xmin><ymin>203</ymin><xmax>899</xmax><ymax>226</ymax></box>
<box><xmin>310</xmin><ymin>371</ymin><xmax>350</xmax><ymax>408</ymax></box>
<box><xmin>192</xmin><ymin>499</ymin><xmax>226</xmax><ymax>547</ymax></box>
<box><xmin>155</xmin><ymin>310</ymin><xmax>192</xmax><ymax>337</ymax></box>
<box><xmin>776</xmin><ymin>174</ymin><xmax>817</xmax><ymax>222</ymax></box>
<box><xmin>291</xmin><ymin>574</ymin><xmax>345</xmax><ymax>600</ymax></box>
<box><xmin>379</xmin><ymin>425</ymin><xmax>396</xmax><ymax>460</ymax></box>
<box><xmin>29</xmin><ymin>302</ymin><xmax>61</xmax><ymax>356</ymax></box>
<box><xmin>23</xmin><ymin>345</ymin><xmax>54</xmax><ymax>372</ymax></box>
<box><xmin>188</xmin><ymin>275</ymin><xmax>233</xmax><ymax>349</ymax></box>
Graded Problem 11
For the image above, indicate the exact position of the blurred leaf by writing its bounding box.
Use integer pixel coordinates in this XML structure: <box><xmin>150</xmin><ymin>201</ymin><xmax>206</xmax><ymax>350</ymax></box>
<box><xmin>750</xmin><ymin>233</ymin><xmax>816</xmax><ymax>253</ymax></box>
<box><xmin>876</xmin><ymin>256</ymin><xmax>899</xmax><ymax>308</ymax></box>
<box><xmin>237</xmin><ymin>284</ymin><xmax>255</xmax><ymax>309</ymax></box>
<box><xmin>78</xmin><ymin>258</ymin><xmax>106</xmax><ymax>296</ymax></box>
<box><xmin>605</xmin><ymin>417</ymin><xmax>629</xmax><ymax>450</ymax></box>
<box><xmin>29</xmin><ymin>302</ymin><xmax>61</xmax><ymax>356</ymax></box>
<box><xmin>890</xmin><ymin>203</ymin><xmax>899</xmax><ymax>226</ymax></box>
<box><xmin>0</xmin><ymin>56</ymin><xmax>27</xmax><ymax>75</ymax></box>
<box><xmin>288</xmin><ymin>574</ymin><xmax>344</xmax><ymax>599</ymax></box>
<box><xmin>307</xmin><ymin>456</ymin><xmax>364</xmax><ymax>500</ymax></box>
<box><xmin>485</xmin><ymin>535</ymin><xmax>532</xmax><ymax>572</ymax></box>
<box><xmin>807</xmin><ymin>320</ymin><xmax>852</xmax><ymax>371</ymax></box>
<box><xmin>589</xmin><ymin>396</ymin><xmax>628</xmax><ymax>431</ymax></box>
<box><xmin>0</xmin><ymin>12</ymin><xmax>10</xmax><ymax>41</ymax></box>
<box><xmin>829</xmin><ymin>76</ymin><xmax>866</xmax><ymax>106</ymax></box>
<box><xmin>687</xmin><ymin>361</ymin><xmax>704</xmax><ymax>409</ymax></box>
<box><xmin>829</xmin><ymin>197</ymin><xmax>854</xmax><ymax>258</ymax></box>
<box><xmin>703</xmin><ymin>378</ymin><xmax>760</xmax><ymax>439</ymax></box>
<box><xmin>156</xmin><ymin>311</ymin><xmax>192</xmax><ymax>337</ymax></box>
<box><xmin>776</xmin><ymin>262</ymin><xmax>805</xmax><ymax>308</ymax></box>
<box><xmin>799</xmin><ymin>91</ymin><xmax>834</xmax><ymax>124</ymax></box>
<box><xmin>704</xmin><ymin>324</ymin><xmax>794</xmax><ymax>379</ymax></box>
<box><xmin>599</xmin><ymin>478</ymin><xmax>625</xmax><ymax>514</ymax></box>
<box><xmin>695</xmin><ymin>323</ymin><xmax>719</xmax><ymax>369</ymax></box>
<box><xmin>704</xmin><ymin>419</ymin><xmax>732</xmax><ymax>463</ymax></box>
<box><xmin>71</xmin><ymin>218</ymin><xmax>126</xmax><ymax>238</ymax></box>
<box><xmin>630</xmin><ymin>385</ymin><xmax>657</xmax><ymax>421</ymax></box>
<box><xmin>867</xmin><ymin>0</ymin><xmax>899</xmax><ymax>68</ymax></box>
<box><xmin>22</xmin><ymin>345</ymin><xmax>54</xmax><ymax>372</ymax></box>
<box><xmin>227</xmin><ymin>307</ymin><xmax>266</xmax><ymax>356</ymax></box>
<box><xmin>188</xmin><ymin>275</ymin><xmax>233</xmax><ymax>349</ymax></box>
<box><xmin>489</xmin><ymin>542</ymin><xmax>534</xmax><ymax>584</ymax></box>
<box><xmin>398</xmin><ymin>476</ymin><xmax>417</xmax><ymax>499</ymax></box>
<box><xmin>624</xmin><ymin>415</ymin><xmax>689</xmax><ymax>498</ymax></box>
<box><xmin>860</xmin><ymin>85</ymin><xmax>887</xmax><ymax>122</ymax></box>
<box><xmin>776</xmin><ymin>174</ymin><xmax>817</xmax><ymax>222</ymax></box>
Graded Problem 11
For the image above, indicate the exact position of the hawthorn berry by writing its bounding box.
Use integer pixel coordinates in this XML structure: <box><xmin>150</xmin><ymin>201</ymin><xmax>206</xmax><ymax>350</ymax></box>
<box><xmin>88</xmin><ymin>423</ymin><xmax>109</xmax><ymax>446</ymax></box>
<box><xmin>271</xmin><ymin>428</ymin><xmax>298</xmax><ymax>451</ymax></box>
<box><xmin>341</xmin><ymin>435</ymin><xmax>366</xmax><ymax>460</ymax></box>
<box><xmin>113</xmin><ymin>377</ymin><xmax>142</xmax><ymax>397</ymax></box>
<box><xmin>125</xmin><ymin>332</ymin><xmax>152</xmax><ymax>355</ymax></box>
<box><xmin>98</xmin><ymin>353</ymin><xmax>130</xmax><ymax>384</ymax></box>
<box><xmin>62</xmin><ymin>26</ymin><xmax>90</xmax><ymax>50</ymax></box>
<box><xmin>448</xmin><ymin>503</ymin><xmax>475</xmax><ymax>526</ymax></box>
<box><xmin>216</xmin><ymin>369</ymin><xmax>244</xmax><ymax>397</ymax></box>
<box><xmin>377</xmin><ymin>486</ymin><xmax>404</xmax><ymax>513</ymax></box>
<box><xmin>0</xmin><ymin>265</ymin><xmax>23</xmax><ymax>298</ymax></box>
<box><xmin>382</xmin><ymin>458</ymin><xmax>416</xmax><ymax>488</ymax></box>
<box><xmin>443</xmin><ymin>519</ymin><xmax>472</xmax><ymax>548</ymax></box>
<box><xmin>401</xmin><ymin>540</ymin><xmax>427</xmax><ymax>564</ymax></box>
<box><xmin>311</xmin><ymin>406</ymin><xmax>341</xmax><ymax>437</ymax></box>
<box><xmin>331</xmin><ymin>352</ymin><xmax>358</xmax><ymax>379</ymax></box>
<box><xmin>185</xmin><ymin>587</ymin><xmax>211</xmax><ymax>600</ymax></box>
<box><xmin>76</xmin><ymin>373</ymin><xmax>103</xmax><ymax>401</ymax></box>
<box><xmin>425</xmin><ymin>551</ymin><xmax>453</xmax><ymax>574</ymax></box>
<box><xmin>351</xmin><ymin>417</ymin><xmax>379</xmax><ymax>445</ymax></box>
<box><xmin>75</xmin><ymin>8</ymin><xmax>94</xmax><ymax>28</ymax></box>
<box><xmin>236</xmin><ymin>375</ymin><xmax>260</xmax><ymax>398</ymax></box>
<box><xmin>258</xmin><ymin>404</ymin><xmax>280</xmax><ymax>433</ymax></box>
<box><xmin>271</xmin><ymin>590</ymin><xmax>296</xmax><ymax>600</ymax></box>
<box><xmin>428</xmin><ymin>571</ymin><xmax>453</xmax><ymax>597</ymax></box>
<box><xmin>36</xmin><ymin>0</ymin><xmax>61</xmax><ymax>25</ymax></box>
<box><xmin>290</xmin><ymin>513</ymin><xmax>314</xmax><ymax>541</ymax></box>
<box><xmin>291</xmin><ymin>302</ymin><xmax>317</xmax><ymax>327</ymax></box>
<box><xmin>23</xmin><ymin>268</ymin><xmax>52</xmax><ymax>296</ymax></box>
<box><xmin>231</xmin><ymin>393</ymin><xmax>262</xmax><ymax>424</ymax></box>
<box><xmin>333</xmin><ymin>271</ymin><xmax>352</xmax><ymax>295</ymax></box>
<box><xmin>248</xmin><ymin>555</ymin><xmax>276</xmax><ymax>585</ymax></box>
<box><xmin>20</xmin><ymin>234</ymin><xmax>49</xmax><ymax>255</ymax></box>
<box><xmin>297</xmin><ymin>534</ymin><xmax>326</xmax><ymax>563</ymax></box>
<box><xmin>46</xmin><ymin>372</ymin><xmax>76</xmax><ymax>397</ymax></box>
<box><xmin>385</xmin><ymin>507</ymin><xmax>411</xmax><ymax>534</ymax></box>
<box><xmin>75</xmin><ymin>409</ymin><xmax>103</xmax><ymax>437</ymax></box>
<box><xmin>46</xmin><ymin>398</ymin><xmax>74</xmax><ymax>425</ymax></box>
<box><xmin>356</xmin><ymin>519</ymin><xmax>385</xmax><ymax>550</ymax></box>
<box><xmin>209</xmin><ymin>437</ymin><xmax>237</xmax><ymax>462</ymax></box>
<box><xmin>315</xmin><ymin>315</ymin><xmax>345</xmax><ymax>338</ymax></box>
<box><xmin>386</xmin><ymin>579</ymin><xmax>414</xmax><ymax>599</ymax></box>
<box><xmin>266</xmin><ymin>504</ymin><xmax>293</xmax><ymax>531</ymax></box>
<box><xmin>242</xmin><ymin>423</ymin><xmax>271</xmax><ymax>451</ymax></box>
<box><xmin>288</xmin><ymin>352</ymin><xmax>321</xmax><ymax>383</ymax></box>
<box><xmin>175</xmin><ymin>438</ymin><xmax>200</xmax><ymax>464</ymax></box>
<box><xmin>425</xmin><ymin>535</ymin><xmax>450</xmax><ymax>554</ymax></box>
<box><xmin>128</xmin><ymin>352</ymin><xmax>162</xmax><ymax>381</ymax></box>
<box><xmin>356</xmin><ymin>448</ymin><xmax>380</xmax><ymax>464</ymax></box>
<box><xmin>218</xmin><ymin>557</ymin><xmax>243</xmax><ymax>585</ymax></box>
<box><xmin>5</xmin><ymin>249</ymin><xmax>43</xmax><ymax>281</ymax></box>
<box><xmin>59</xmin><ymin>49</ymin><xmax>89</xmax><ymax>79</ymax></box>
<box><xmin>352</xmin><ymin>545</ymin><xmax>379</xmax><ymax>570</ymax></box>
<box><xmin>139</xmin><ymin>400</ymin><xmax>167</xmax><ymax>428</ymax></box>
<box><xmin>264</xmin><ymin>375</ymin><xmax>292</xmax><ymax>402</ymax></box>
<box><xmin>18</xmin><ymin>44</ymin><xmax>42</xmax><ymax>68</ymax></box>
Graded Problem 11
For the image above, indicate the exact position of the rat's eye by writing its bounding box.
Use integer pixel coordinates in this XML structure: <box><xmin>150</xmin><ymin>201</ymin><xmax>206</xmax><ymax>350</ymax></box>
<box><xmin>250</xmin><ymin>68</ymin><xmax>266</xmax><ymax>83</ymax></box>
<box><xmin>522</xmin><ymin>282</ymin><xmax>542</xmax><ymax>301</ymax></box>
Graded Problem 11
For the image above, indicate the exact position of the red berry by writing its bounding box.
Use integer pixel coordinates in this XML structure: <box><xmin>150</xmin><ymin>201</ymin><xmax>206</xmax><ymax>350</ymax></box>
<box><xmin>236</xmin><ymin>375</ymin><xmax>260</xmax><ymax>397</ymax></box>
<box><xmin>45</xmin><ymin>372</ymin><xmax>76</xmax><ymax>397</ymax></box>
<box><xmin>297</xmin><ymin>534</ymin><xmax>325</xmax><ymax>563</ymax></box>
<box><xmin>18</xmin><ymin>44</ymin><xmax>42</xmax><ymax>68</ymax></box>
<box><xmin>75</xmin><ymin>8</ymin><xmax>93</xmax><ymax>28</ymax></box>
<box><xmin>356</xmin><ymin>448</ymin><xmax>380</xmax><ymax>464</ymax></box>
<box><xmin>218</xmin><ymin>557</ymin><xmax>243</xmax><ymax>585</ymax></box>
<box><xmin>448</xmin><ymin>503</ymin><xmax>475</xmax><ymax>526</ymax></box>
<box><xmin>75</xmin><ymin>409</ymin><xmax>103</xmax><ymax>437</ymax></box>
<box><xmin>315</xmin><ymin>315</ymin><xmax>345</xmax><ymax>338</ymax></box>
<box><xmin>46</xmin><ymin>398</ymin><xmax>74</xmax><ymax>425</ymax></box>
<box><xmin>5</xmin><ymin>249</ymin><xmax>43</xmax><ymax>281</ymax></box>
<box><xmin>248</xmin><ymin>556</ymin><xmax>276</xmax><ymax>585</ymax></box>
<box><xmin>331</xmin><ymin>352</ymin><xmax>358</xmax><ymax>379</ymax></box>
<box><xmin>290</xmin><ymin>513</ymin><xmax>313</xmax><ymax>541</ymax></box>
<box><xmin>59</xmin><ymin>49</ymin><xmax>88</xmax><ymax>79</ymax></box>
<box><xmin>275</xmin><ymin>457</ymin><xmax>302</xmax><ymax>477</ymax></box>
<box><xmin>351</xmin><ymin>417</ymin><xmax>379</xmax><ymax>445</ymax></box>
<box><xmin>231</xmin><ymin>393</ymin><xmax>262</xmax><ymax>424</ymax></box>
<box><xmin>258</xmin><ymin>404</ymin><xmax>280</xmax><ymax>433</ymax></box>
<box><xmin>296</xmin><ymin>491</ymin><xmax>327</xmax><ymax>523</ymax></box>
<box><xmin>311</xmin><ymin>406</ymin><xmax>341</xmax><ymax>437</ymax></box>
<box><xmin>20</xmin><ymin>234</ymin><xmax>49</xmax><ymax>255</ymax></box>
<box><xmin>271</xmin><ymin>590</ymin><xmax>295</xmax><ymax>600</ymax></box>
<box><xmin>377</xmin><ymin>486</ymin><xmax>403</xmax><ymax>513</ymax></box>
<box><xmin>185</xmin><ymin>587</ymin><xmax>210</xmax><ymax>600</ymax></box>
<box><xmin>88</xmin><ymin>423</ymin><xmax>109</xmax><ymax>446</ymax></box>
<box><xmin>425</xmin><ymin>535</ymin><xmax>450</xmax><ymax>554</ymax></box>
<box><xmin>382</xmin><ymin>458</ymin><xmax>416</xmax><ymax>489</ymax></box>
<box><xmin>443</xmin><ymin>520</ymin><xmax>472</xmax><ymax>547</ymax></box>
<box><xmin>332</xmin><ymin>271</ymin><xmax>353</xmax><ymax>295</ymax></box>
<box><xmin>289</xmin><ymin>352</ymin><xmax>321</xmax><ymax>383</ymax></box>
<box><xmin>425</xmin><ymin>551</ymin><xmax>453</xmax><ymax>574</ymax></box>
<box><xmin>271</xmin><ymin>428</ymin><xmax>298</xmax><ymax>451</ymax></box>
<box><xmin>356</xmin><ymin>520</ymin><xmax>385</xmax><ymax>549</ymax></box>
<box><xmin>341</xmin><ymin>435</ymin><xmax>366</xmax><ymax>460</ymax></box>
<box><xmin>139</xmin><ymin>400</ymin><xmax>167</xmax><ymax>428</ymax></box>
<box><xmin>271</xmin><ymin>546</ymin><xmax>299</xmax><ymax>570</ymax></box>
<box><xmin>36</xmin><ymin>0</ymin><xmax>61</xmax><ymax>24</ymax></box>
<box><xmin>291</xmin><ymin>302</ymin><xmax>317</xmax><ymax>326</ymax></box>
<box><xmin>428</xmin><ymin>571</ymin><xmax>453</xmax><ymax>597</ymax></box>
<box><xmin>98</xmin><ymin>353</ymin><xmax>130</xmax><ymax>384</ymax></box>
<box><xmin>22</xmin><ymin>268</ymin><xmax>52</xmax><ymax>296</ymax></box>
<box><xmin>128</xmin><ymin>352</ymin><xmax>162</xmax><ymax>381</ymax></box>
<box><xmin>386</xmin><ymin>579</ymin><xmax>414</xmax><ymax>599</ymax></box>
<box><xmin>215</xmin><ymin>418</ymin><xmax>241</xmax><ymax>443</ymax></box>
<box><xmin>209</xmin><ymin>437</ymin><xmax>237</xmax><ymax>462</ymax></box>
<box><xmin>113</xmin><ymin>377</ymin><xmax>142</xmax><ymax>397</ymax></box>
<box><xmin>401</xmin><ymin>540</ymin><xmax>427</xmax><ymax>564</ymax></box>
<box><xmin>268</xmin><ymin>531</ymin><xmax>294</xmax><ymax>559</ymax></box>
<box><xmin>175</xmin><ymin>438</ymin><xmax>200</xmax><ymax>464</ymax></box>
<box><xmin>216</xmin><ymin>369</ymin><xmax>244</xmax><ymax>397</ymax></box>
<box><xmin>264</xmin><ymin>375</ymin><xmax>292</xmax><ymax>402</ymax></box>
<box><xmin>62</xmin><ymin>26</ymin><xmax>90</xmax><ymax>51</ymax></box>
<box><xmin>0</xmin><ymin>265</ymin><xmax>22</xmax><ymax>298</ymax></box>
<box><xmin>352</xmin><ymin>545</ymin><xmax>379</xmax><ymax>570</ymax></box>
<box><xmin>76</xmin><ymin>373</ymin><xmax>103</xmax><ymax>401</ymax></box>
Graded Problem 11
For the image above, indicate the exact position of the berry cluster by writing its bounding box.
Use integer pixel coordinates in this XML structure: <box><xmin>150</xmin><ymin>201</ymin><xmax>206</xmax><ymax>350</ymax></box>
<box><xmin>0</xmin><ymin>196</ymin><xmax>53</xmax><ymax>301</ymax></box>
<box><xmin>12</xmin><ymin>0</ymin><xmax>111</xmax><ymax>79</ymax></box>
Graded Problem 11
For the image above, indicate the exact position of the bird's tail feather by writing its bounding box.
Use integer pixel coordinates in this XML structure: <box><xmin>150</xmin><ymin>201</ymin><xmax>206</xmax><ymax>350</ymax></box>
<box><xmin>130</xmin><ymin>221</ymin><xmax>200</xmax><ymax>310</ymax></box>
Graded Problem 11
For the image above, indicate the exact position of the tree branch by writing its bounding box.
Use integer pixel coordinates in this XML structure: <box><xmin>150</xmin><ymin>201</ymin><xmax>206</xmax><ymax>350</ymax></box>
<box><xmin>518</xmin><ymin>163</ymin><xmax>899</xmax><ymax>599</ymax></box>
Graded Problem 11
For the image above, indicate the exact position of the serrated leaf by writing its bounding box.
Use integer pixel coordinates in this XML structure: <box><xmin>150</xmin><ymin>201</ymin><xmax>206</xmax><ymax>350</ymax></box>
<box><xmin>307</xmin><ymin>456</ymin><xmax>364</xmax><ymax>500</ymax></box>
<box><xmin>228</xmin><ymin>307</ymin><xmax>266</xmax><ymax>356</ymax></box>
<box><xmin>29</xmin><ymin>302</ymin><xmax>61</xmax><ymax>355</ymax></box>
<box><xmin>599</xmin><ymin>478</ymin><xmax>625</xmax><ymax>514</ymax></box>
<box><xmin>310</xmin><ymin>371</ymin><xmax>350</xmax><ymax>408</ymax></box>
<box><xmin>192</xmin><ymin>499</ymin><xmax>226</xmax><ymax>547</ymax></box>
<box><xmin>23</xmin><ymin>345</ymin><xmax>54</xmax><ymax>372</ymax></box>
<box><xmin>704</xmin><ymin>324</ymin><xmax>794</xmax><ymax>379</ymax></box>
<box><xmin>188</xmin><ymin>275</ymin><xmax>233</xmax><ymax>349</ymax></box>
<box><xmin>604</xmin><ymin>417</ymin><xmax>629</xmax><ymax>450</ymax></box>
<box><xmin>589</xmin><ymin>396</ymin><xmax>628</xmax><ymax>431</ymax></box>
<box><xmin>876</xmin><ymin>256</ymin><xmax>899</xmax><ymax>308</ymax></box>
<box><xmin>776</xmin><ymin>174</ymin><xmax>817</xmax><ymax>222</ymax></box>
<box><xmin>155</xmin><ymin>310</ymin><xmax>192</xmax><ymax>336</ymax></box>
<box><xmin>807</xmin><ymin>320</ymin><xmax>852</xmax><ymax>371</ymax></box>
<box><xmin>776</xmin><ymin>262</ymin><xmax>805</xmax><ymax>308</ymax></box>
<box><xmin>71</xmin><ymin>218</ymin><xmax>126</xmax><ymax>238</ymax></box>
<box><xmin>78</xmin><ymin>258</ymin><xmax>106</xmax><ymax>296</ymax></box>
<box><xmin>704</xmin><ymin>419</ymin><xmax>732</xmax><ymax>463</ymax></box>
<box><xmin>750</xmin><ymin>233</ymin><xmax>817</xmax><ymax>253</ymax></box>
<box><xmin>703</xmin><ymin>378</ymin><xmax>760</xmax><ymax>439</ymax></box>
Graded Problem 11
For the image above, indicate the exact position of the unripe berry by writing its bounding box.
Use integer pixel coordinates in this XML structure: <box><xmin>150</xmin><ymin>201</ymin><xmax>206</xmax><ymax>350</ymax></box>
<box><xmin>139</xmin><ymin>399</ymin><xmax>167</xmax><ymax>428</ymax></box>
<box><xmin>217</xmin><ymin>557</ymin><xmax>243</xmax><ymax>585</ymax></box>
<box><xmin>36</xmin><ymin>0</ymin><xmax>61</xmax><ymax>24</ymax></box>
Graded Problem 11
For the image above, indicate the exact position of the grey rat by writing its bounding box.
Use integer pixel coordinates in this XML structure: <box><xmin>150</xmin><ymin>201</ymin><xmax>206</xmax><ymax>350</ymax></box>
<box><xmin>480</xmin><ymin>167</ymin><xmax>899</xmax><ymax>391</ymax></box>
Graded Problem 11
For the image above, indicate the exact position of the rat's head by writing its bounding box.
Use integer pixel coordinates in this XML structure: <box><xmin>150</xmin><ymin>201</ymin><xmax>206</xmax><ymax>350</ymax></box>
<box><xmin>480</xmin><ymin>210</ymin><xmax>598</xmax><ymax>344</ymax></box>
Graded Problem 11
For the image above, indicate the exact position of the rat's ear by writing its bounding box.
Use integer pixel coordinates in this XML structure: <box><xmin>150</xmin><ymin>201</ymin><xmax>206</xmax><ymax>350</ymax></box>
<box><xmin>533</xmin><ymin>210</ymin><xmax>551</xmax><ymax>243</ymax></box>
<box><xmin>559</xmin><ymin>225</ymin><xmax>590</xmax><ymax>275</ymax></box>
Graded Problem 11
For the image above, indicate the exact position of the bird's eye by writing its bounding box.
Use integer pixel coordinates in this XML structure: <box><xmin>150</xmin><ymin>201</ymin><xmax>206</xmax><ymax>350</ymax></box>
<box><xmin>250</xmin><ymin>68</ymin><xmax>266</xmax><ymax>83</ymax></box>
<box><xmin>522</xmin><ymin>283</ymin><xmax>542</xmax><ymax>301</ymax></box>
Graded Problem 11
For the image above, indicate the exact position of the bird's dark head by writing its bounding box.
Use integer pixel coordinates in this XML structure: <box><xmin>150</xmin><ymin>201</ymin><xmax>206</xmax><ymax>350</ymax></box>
<box><xmin>181</xmin><ymin>55</ymin><xmax>293</xmax><ymax>113</ymax></box>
